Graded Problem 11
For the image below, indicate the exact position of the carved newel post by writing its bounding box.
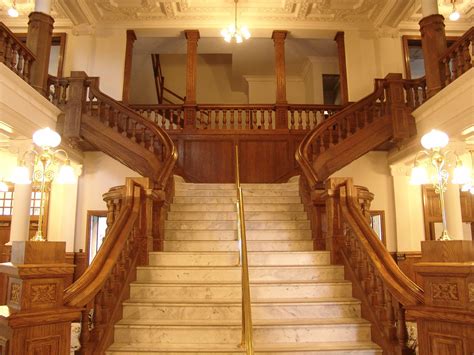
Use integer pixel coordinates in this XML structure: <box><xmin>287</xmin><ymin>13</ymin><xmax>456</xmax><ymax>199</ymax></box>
<box><xmin>184</xmin><ymin>30</ymin><xmax>200</xmax><ymax>130</ymax></box>
<box><xmin>410</xmin><ymin>241</ymin><xmax>474</xmax><ymax>355</ymax></box>
<box><xmin>0</xmin><ymin>241</ymin><xmax>80</xmax><ymax>354</ymax></box>
<box><xmin>272</xmin><ymin>30</ymin><xmax>288</xmax><ymax>129</ymax></box>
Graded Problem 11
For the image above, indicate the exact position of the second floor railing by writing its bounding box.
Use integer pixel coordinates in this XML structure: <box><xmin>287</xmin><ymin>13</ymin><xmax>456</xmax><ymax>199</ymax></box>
<box><xmin>0</xmin><ymin>22</ymin><xmax>35</xmax><ymax>83</ymax></box>
<box><xmin>130</xmin><ymin>103</ymin><xmax>343</xmax><ymax>131</ymax></box>
<box><xmin>440</xmin><ymin>27</ymin><xmax>473</xmax><ymax>86</ymax></box>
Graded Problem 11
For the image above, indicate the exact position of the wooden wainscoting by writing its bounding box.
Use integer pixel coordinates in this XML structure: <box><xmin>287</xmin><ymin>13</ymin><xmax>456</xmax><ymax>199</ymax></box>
<box><xmin>169</xmin><ymin>131</ymin><xmax>306</xmax><ymax>183</ymax></box>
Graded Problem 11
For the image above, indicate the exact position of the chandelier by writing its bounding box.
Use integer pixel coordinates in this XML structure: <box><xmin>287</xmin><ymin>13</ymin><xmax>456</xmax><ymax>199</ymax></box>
<box><xmin>221</xmin><ymin>0</ymin><xmax>251</xmax><ymax>43</ymax></box>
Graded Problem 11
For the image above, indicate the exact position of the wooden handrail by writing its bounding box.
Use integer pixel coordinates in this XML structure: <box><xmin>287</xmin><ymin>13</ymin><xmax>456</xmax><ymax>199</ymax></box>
<box><xmin>439</xmin><ymin>27</ymin><xmax>473</xmax><ymax>86</ymax></box>
<box><xmin>48</xmin><ymin>73</ymin><xmax>178</xmax><ymax>189</ymax></box>
<box><xmin>235</xmin><ymin>145</ymin><xmax>254</xmax><ymax>354</ymax></box>
<box><xmin>0</xmin><ymin>22</ymin><xmax>36</xmax><ymax>83</ymax></box>
<box><xmin>63</xmin><ymin>178</ymin><xmax>146</xmax><ymax>353</ymax></box>
<box><xmin>336</xmin><ymin>179</ymin><xmax>423</xmax><ymax>353</ymax></box>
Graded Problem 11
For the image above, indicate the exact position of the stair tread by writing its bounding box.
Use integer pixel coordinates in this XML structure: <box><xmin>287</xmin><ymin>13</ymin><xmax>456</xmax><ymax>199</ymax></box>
<box><xmin>131</xmin><ymin>279</ymin><xmax>350</xmax><ymax>286</ymax></box>
<box><xmin>256</xmin><ymin>341</ymin><xmax>381</xmax><ymax>351</ymax></box>
<box><xmin>116</xmin><ymin>318</ymin><xmax>370</xmax><ymax>327</ymax></box>
<box><xmin>123</xmin><ymin>297</ymin><xmax>360</xmax><ymax>306</ymax></box>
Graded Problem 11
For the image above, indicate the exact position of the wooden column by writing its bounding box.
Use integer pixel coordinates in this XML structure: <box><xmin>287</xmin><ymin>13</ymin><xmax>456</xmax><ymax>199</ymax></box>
<box><xmin>419</xmin><ymin>14</ymin><xmax>447</xmax><ymax>97</ymax></box>
<box><xmin>334</xmin><ymin>32</ymin><xmax>349</xmax><ymax>105</ymax></box>
<box><xmin>409</xmin><ymin>241</ymin><xmax>474</xmax><ymax>355</ymax></box>
<box><xmin>0</xmin><ymin>241</ymin><xmax>80</xmax><ymax>354</ymax></box>
<box><xmin>122</xmin><ymin>30</ymin><xmax>137</xmax><ymax>105</ymax></box>
<box><xmin>63</xmin><ymin>71</ymin><xmax>88</xmax><ymax>145</ymax></box>
<box><xmin>184</xmin><ymin>30</ymin><xmax>200</xmax><ymax>130</ymax></box>
<box><xmin>26</xmin><ymin>12</ymin><xmax>54</xmax><ymax>96</ymax></box>
<box><xmin>272</xmin><ymin>30</ymin><xmax>288</xmax><ymax>129</ymax></box>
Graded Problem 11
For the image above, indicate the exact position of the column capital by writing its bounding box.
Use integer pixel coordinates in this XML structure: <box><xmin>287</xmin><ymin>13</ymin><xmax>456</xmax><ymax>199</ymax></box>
<box><xmin>27</xmin><ymin>11</ymin><xmax>55</xmax><ymax>26</ymax></box>
<box><xmin>184</xmin><ymin>30</ymin><xmax>200</xmax><ymax>41</ymax></box>
<box><xmin>419</xmin><ymin>14</ymin><xmax>446</xmax><ymax>32</ymax></box>
<box><xmin>272</xmin><ymin>30</ymin><xmax>288</xmax><ymax>41</ymax></box>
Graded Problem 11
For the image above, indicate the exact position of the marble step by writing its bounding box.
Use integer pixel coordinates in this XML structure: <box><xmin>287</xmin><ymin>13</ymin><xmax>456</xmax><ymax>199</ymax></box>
<box><xmin>174</xmin><ymin>189</ymin><xmax>300</xmax><ymax>197</ymax></box>
<box><xmin>170</xmin><ymin>203</ymin><xmax>236</xmax><ymax>212</ymax></box>
<box><xmin>243</xmin><ymin>190</ymin><xmax>299</xmax><ymax>197</ymax></box>
<box><xmin>169</xmin><ymin>203</ymin><xmax>305</xmax><ymax>212</ymax></box>
<box><xmin>175</xmin><ymin>183</ymin><xmax>299</xmax><ymax>191</ymax></box>
<box><xmin>121</xmin><ymin>299</ymin><xmax>361</xmax><ymax>321</ymax></box>
<box><xmin>136</xmin><ymin>266</ymin><xmax>344</xmax><ymax>283</ymax></box>
<box><xmin>163</xmin><ymin>240</ymin><xmax>313</xmax><ymax>252</ymax></box>
<box><xmin>164</xmin><ymin>229</ymin><xmax>311</xmax><ymax>241</ymax></box>
<box><xmin>113</xmin><ymin>319</ymin><xmax>371</xmax><ymax>344</ymax></box>
<box><xmin>167</xmin><ymin>211</ymin><xmax>308</xmax><ymax>221</ymax></box>
<box><xmin>248</xmin><ymin>251</ymin><xmax>330</xmax><ymax>266</ymax></box>
<box><xmin>107</xmin><ymin>342</ymin><xmax>381</xmax><ymax>354</ymax></box>
<box><xmin>149</xmin><ymin>252</ymin><xmax>240</xmax><ymax>266</ymax></box>
<box><xmin>165</xmin><ymin>220</ymin><xmax>310</xmax><ymax>230</ymax></box>
<box><xmin>173</xmin><ymin>196</ymin><xmax>301</xmax><ymax>204</ymax></box>
<box><xmin>129</xmin><ymin>281</ymin><xmax>353</xmax><ymax>301</ymax></box>
<box><xmin>130</xmin><ymin>282</ymin><xmax>241</xmax><ymax>300</ymax></box>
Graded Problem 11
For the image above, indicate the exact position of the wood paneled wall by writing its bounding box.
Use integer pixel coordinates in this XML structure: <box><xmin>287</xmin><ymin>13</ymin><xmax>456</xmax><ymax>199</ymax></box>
<box><xmin>170</xmin><ymin>131</ymin><xmax>306</xmax><ymax>183</ymax></box>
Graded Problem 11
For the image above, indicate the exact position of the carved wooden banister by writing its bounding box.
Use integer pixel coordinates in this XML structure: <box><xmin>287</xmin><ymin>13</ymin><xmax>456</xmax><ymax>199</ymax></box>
<box><xmin>297</xmin><ymin>74</ymin><xmax>422</xmax><ymax>189</ymax></box>
<box><xmin>337</xmin><ymin>179</ymin><xmax>424</xmax><ymax>354</ymax></box>
<box><xmin>0</xmin><ymin>22</ymin><xmax>36</xmax><ymax>83</ymax></box>
<box><xmin>63</xmin><ymin>179</ymin><xmax>145</xmax><ymax>354</ymax></box>
<box><xmin>440</xmin><ymin>27</ymin><xmax>473</xmax><ymax>86</ymax></box>
<box><xmin>48</xmin><ymin>72</ymin><xmax>178</xmax><ymax>189</ymax></box>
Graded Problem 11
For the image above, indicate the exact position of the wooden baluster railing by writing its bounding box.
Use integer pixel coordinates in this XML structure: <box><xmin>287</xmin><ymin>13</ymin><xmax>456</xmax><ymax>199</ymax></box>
<box><xmin>0</xmin><ymin>23</ymin><xmax>36</xmax><ymax>83</ymax></box>
<box><xmin>439</xmin><ymin>27</ymin><xmax>473</xmax><ymax>86</ymax></box>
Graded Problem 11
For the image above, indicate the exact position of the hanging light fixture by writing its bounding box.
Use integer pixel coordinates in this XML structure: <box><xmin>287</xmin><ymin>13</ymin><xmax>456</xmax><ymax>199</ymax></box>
<box><xmin>7</xmin><ymin>0</ymin><xmax>19</xmax><ymax>18</ymax></box>
<box><xmin>221</xmin><ymin>0</ymin><xmax>251</xmax><ymax>43</ymax></box>
<box><xmin>449</xmin><ymin>0</ymin><xmax>461</xmax><ymax>21</ymax></box>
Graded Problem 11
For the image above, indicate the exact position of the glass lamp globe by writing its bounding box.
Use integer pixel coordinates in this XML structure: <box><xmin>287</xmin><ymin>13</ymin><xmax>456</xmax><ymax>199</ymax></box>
<box><xmin>421</xmin><ymin>129</ymin><xmax>449</xmax><ymax>150</ymax></box>
<box><xmin>0</xmin><ymin>181</ymin><xmax>8</xmax><ymax>192</ymax></box>
<box><xmin>449</xmin><ymin>10</ymin><xmax>460</xmax><ymax>21</ymax></box>
<box><xmin>33</xmin><ymin>128</ymin><xmax>61</xmax><ymax>149</ymax></box>
<box><xmin>57</xmin><ymin>163</ymin><xmax>76</xmax><ymax>184</ymax></box>
<box><xmin>410</xmin><ymin>165</ymin><xmax>429</xmax><ymax>185</ymax></box>
<box><xmin>7</xmin><ymin>7</ymin><xmax>19</xmax><ymax>17</ymax></box>
<box><xmin>452</xmin><ymin>163</ymin><xmax>471</xmax><ymax>185</ymax></box>
<box><xmin>11</xmin><ymin>165</ymin><xmax>31</xmax><ymax>184</ymax></box>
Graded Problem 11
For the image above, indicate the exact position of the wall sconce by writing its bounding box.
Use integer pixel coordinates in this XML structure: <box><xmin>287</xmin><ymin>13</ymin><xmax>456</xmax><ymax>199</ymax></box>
<box><xmin>12</xmin><ymin>127</ymin><xmax>77</xmax><ymax>242</ymax></box>
<box><xmin>410</xmin><ymin>129</ymin><xmax>470</xmax><ymax>240</ymax></box>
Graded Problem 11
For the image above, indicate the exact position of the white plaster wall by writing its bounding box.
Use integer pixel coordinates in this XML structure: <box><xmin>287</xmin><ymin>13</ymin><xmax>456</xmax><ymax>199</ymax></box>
<box><xmin>0</xmin><ymin>151</ymin><xmax>20</xmax><ymax>181</ymax></box>
<box><xmin>130</xmin><ymin>53</ymin><xmax>157</xmax><ymax>104</ymax></box>
<box><xmin>331</xmin><ymin>151</ymin><xmax>397</xmax><ymax>252</ymax></box>
<box><xmin>74</xmin><ymin>152</ymin><xmax>140</xmax><ymax>252</ymax></box>
<box><xmin>245</xmin><ymin>76</ymin><xmax>306</xmax><ymax>104</ymax></box>
<box><xmin>307</xmin><ymin>56</ymin><xmax>339</xmax><ymax>104</ymax></box>
<box><xmin>373</xmin><ymin>36</ymin><xmax>405</xmax><ymax>78</ymax></box>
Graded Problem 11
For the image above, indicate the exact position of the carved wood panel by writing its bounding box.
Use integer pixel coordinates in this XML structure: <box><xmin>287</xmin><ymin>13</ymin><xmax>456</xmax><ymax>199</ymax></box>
<box><xmin>170</xmin><ymin>132</ymin><xmax>305</xmax><ymax>183</ymax></box>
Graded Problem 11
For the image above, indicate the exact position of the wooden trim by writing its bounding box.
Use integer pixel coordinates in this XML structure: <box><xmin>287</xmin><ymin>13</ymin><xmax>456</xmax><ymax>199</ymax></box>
<box><xmin>122</xmin><ymin>30</ymin><xmax>136</xmax><ymax>105</ymax></box>
<box><xmin>369</xmin><ymin>210</ymin><xmax>386</xmax><ymax>247</ymax></box>
<box><xmin>85</xmin><ymin>210</ymin><xmax>107</xmax><ymax>266</ymax></box>
<box><xmin>334</xmin><ymin>32</ymin><xmax>348</xmax><ymax>104</ymax></box>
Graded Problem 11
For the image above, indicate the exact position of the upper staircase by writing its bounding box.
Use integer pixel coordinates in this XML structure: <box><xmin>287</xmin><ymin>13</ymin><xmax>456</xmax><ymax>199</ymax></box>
<box><xmin>106</xmin><ymin>178</ymin><xmax>381</xmax><ymax>354</ymax></box>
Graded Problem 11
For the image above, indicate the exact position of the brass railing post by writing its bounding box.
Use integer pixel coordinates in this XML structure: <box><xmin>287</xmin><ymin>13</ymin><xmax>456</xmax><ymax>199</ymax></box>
<box><xmin>235</xmin><ymin>145</ymin><xmax>254</xmax><ymax>354</ymax></box>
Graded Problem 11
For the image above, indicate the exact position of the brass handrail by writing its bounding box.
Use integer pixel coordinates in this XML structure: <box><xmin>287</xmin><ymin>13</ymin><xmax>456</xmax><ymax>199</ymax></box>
<box><xmin>235</xmin><ymin>145</ymin><xmax>254</xmax><ymax>354</ymax></box>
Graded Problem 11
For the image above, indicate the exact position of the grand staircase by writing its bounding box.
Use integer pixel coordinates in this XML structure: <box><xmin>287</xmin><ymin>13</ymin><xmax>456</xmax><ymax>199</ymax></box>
<box><xmin>106</xmin><ymin>178</ymin><xmax>381</xmax><ymax>354</ymax></box>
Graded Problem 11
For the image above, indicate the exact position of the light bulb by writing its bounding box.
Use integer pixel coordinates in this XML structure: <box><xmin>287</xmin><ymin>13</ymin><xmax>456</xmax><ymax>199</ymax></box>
<box><xmin>0</xmin><ymin>181</ymin><xmax>8</xmax><ymax>192</ymax></box>
<box><xmin>11</xmin><ymin>165</ymin><xmax>31</xmax><ymax>184</ymax></box>
<box><xmin>452</xmin><ymin>163</ymin><xmax>470</xmax><ymax>185</ymax></box>
<box><xmin>7</xmin><ymin>7</ymin><xmax>19</xmax><ymax>17</ymax></box>
<box><xmin>57</xmin><ymin>163</ymin><xmax>76</xmax><ymax>184</ymax></box>
<box><xmin>410</xmin><ymin>165</ymin><xmax>429</xmax><ymax>185</ymax></box>
<box><xmin>449</xmin><ymin>10</ymin><xmax>460</xmax><ymax>21</ymax></box>
<box><xmin>241</xmin><ymin>26</ymin><xmax>251</xmax><ymax>39</ymax></box>
<box><xmin>421</xmin><ymin>129</ymin><xmax>449</xmax><ymax>150</ymax></box>
<box><xmin>33</xmin><ymin>127</ymin><xmax>61</xmax><ymax>148</ymax></box>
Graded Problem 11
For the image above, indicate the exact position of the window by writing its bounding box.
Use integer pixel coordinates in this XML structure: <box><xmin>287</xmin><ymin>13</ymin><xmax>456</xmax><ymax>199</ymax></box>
<box><xmin>86</xmin><ymin>211</ymin><xmax>108</xmax><ymax>264</ymax></box>
<box><xmin>370</xmin><ymin>210</ymin><xmax>386</xmax><ymax>246</ymax></box>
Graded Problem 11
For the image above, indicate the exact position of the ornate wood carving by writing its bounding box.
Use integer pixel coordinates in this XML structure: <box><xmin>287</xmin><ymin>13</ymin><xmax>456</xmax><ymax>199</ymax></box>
<box><xmin>431</xmin><ymin>282</ymin><xmax>460</xmax><ymax>301</ymax></box>
<box><xmin>334</xmin><ymin>32</ymin><xmax>349</xmax><ymax>105</ymax></box>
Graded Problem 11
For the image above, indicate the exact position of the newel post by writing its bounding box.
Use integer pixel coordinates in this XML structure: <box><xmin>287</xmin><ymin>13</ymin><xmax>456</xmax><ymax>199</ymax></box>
<box><xmin>63</xmin><ymin>71</ymin><xmax>89</xmax><ymax>146</ymax></box>
<box><xmin>385</xmin><ymin>73</ymin><xmax>415</xmax><ymax>141</ymax></box>
<box><xmin>26</xmin><ymin>11</ymin><xmax>54</xmax><ymax>96</ymax></box>
<box><xmin>0</xmin><ymin>241</ymin><xmax>81</xmax><ymax>354</ymax></box>
<box><xmin>419</xmin><ymin>14</ymin><xmax>447</xmax><ymax>97</ymax></box>
<box><xmin>272</xmin><ymin>30</ymin><xmax>289</xmax><ymax>129</ymax></box>
<box><xmin>184</xmin><ymin>30</ymin><xmax>200</xmax><ymax>130</ymax></box>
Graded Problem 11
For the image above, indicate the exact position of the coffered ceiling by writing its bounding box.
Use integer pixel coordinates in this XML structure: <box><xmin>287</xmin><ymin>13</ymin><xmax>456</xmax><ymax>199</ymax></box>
<box><xmin>1</xmin><ymin>0</ymin><xmax>472</xmax><ymax>32</ymax></box>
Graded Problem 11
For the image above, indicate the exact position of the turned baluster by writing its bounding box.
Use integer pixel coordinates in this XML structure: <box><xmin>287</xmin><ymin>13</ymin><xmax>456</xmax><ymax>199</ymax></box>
<box><xmin>4</xmin><ymin>38</ymin><xmax>12</xmax><ymax>70</ymax></box>
<box><xmin>442</xmin><ymin>58</ymin><xmax>451</xmax><ymax>85</ymax></box>
<box><xmin>140</xmin><ymin>126</ymin><xmax>146</xmax><ymax>147</ymax></box>
<box><xmin>9</xmin><ymin>42</ymin><xmax>17</xmax><ymax>72</ymax></box>
<box><xmin>228</xmin><ymin>109</ymin><xmax>234</xmax><ymax>129</ymax></box>
<box><xmin>366</xmin><ymin>263</ymin><xmax>376</xmax><ymax>305</ymax></box>
<box><xmin>221</xmin><ymin>109</ymin><xmax>226</xmax><ymax>129</ymax></box>
<box><xmin>79</xmin><ymin>306</ymin><xmax>92</xmax><ymax>350</ymax></box>
<box><xmin>318</xmin><ymin>134</ymin><xmax>326</xmax><ymax>153</ymax></box>
<box><xmin>131</xmin><ymin>122</ymin><xmax>137</xmax><ymax>142</ymax></box>
<box><xmin>237</xmin><ymin>109</ymin><xmax>242</xmax><ymax>129</ymax></box>
<box><xmin>374</xmin><ymin>274</ymin><xmax>386</xmax><ymax>322</ymax></box>
<box><xmin>395</xmin><ymin>303</ymin><xmax>409</xmax><ymax>352</ymax></box>
<box><xmin>268</xmin><ymin>109</ymin><xmax>273</xmax><ymax>129</ymax></box>
<box><xmin>178</xmin><ymin>109</ymin><xmax>183</xmax><ymax>129</ymax></box>
<box><xmin>61</xmin><ymin>83</ymin><xmax>68</xmax><ymax>104</ymax></box>
<box><xmin>359</xmin><ymin>253</ymin><xmax>369</xmax><ymax>292</ymax></box>
<box><xmin>383</xmin><ymin>287</ymin><xmax>397</xmax><ymax>341</ymax></box>
<box><xmin>252</xmin><ymin>110</ymin><xmax>257</xmax><ymax>128</ymax></box>
<box><xmin>462</xmin><ymin>42</ymin><xmax>471</xmax><ymax>72</ymax></box>
<box><xmin>297</xmin><ymin>111</ymin><xmax>303</xmax><ymax>130</ymax></box>
<box><xmin>455</xmin><ymin>47</ymin><xmax>464</xmax><ymax>79</ymax></box>
<box><xmin>149</xmin><ymin>134</ymin><xmax>155</xmax><ymax>153</ymax></box>
<box><xmin>17</xmin><ymin>49</ymin><xmax>24</xmax><ymax>76</ymax></box>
